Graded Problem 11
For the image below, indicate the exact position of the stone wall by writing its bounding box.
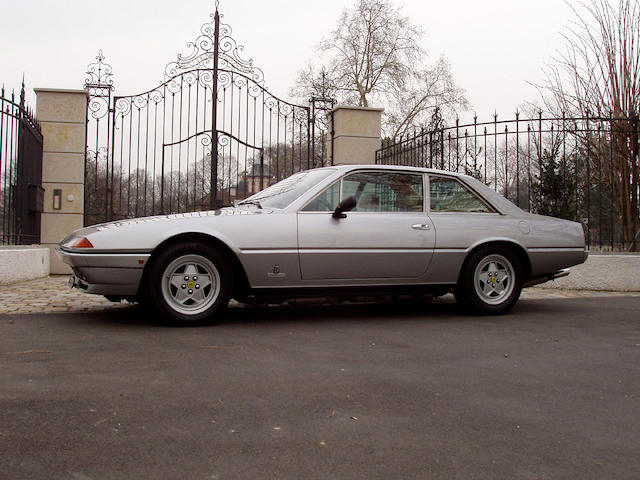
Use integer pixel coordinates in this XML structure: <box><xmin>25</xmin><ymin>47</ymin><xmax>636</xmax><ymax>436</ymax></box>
<box><xmin>0</xmin><ymin>246</ymin><xmax>50</xmax><ymax>285</ymax></box>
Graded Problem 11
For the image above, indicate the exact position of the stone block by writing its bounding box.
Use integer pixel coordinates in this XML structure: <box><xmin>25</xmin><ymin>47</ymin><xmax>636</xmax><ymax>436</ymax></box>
<box><xmin>40</xmin><ymin>122</ymin><xmax>86</xmax><ymax>154</ymax></box>
<box><xmin>42</xmin><ymin>183</ymin><xmax>84</xmax><ymax>214</ymax></box>
<box><xmin>34</xmin><ymin>89</ymin><xmax>88</xmax><ymax>124</ymax></box>
<box><xmin>42</xmin><ymin>152</ymin><xmax>85</xmax><ymax>184</ymax></box>
<box><xmin>45</xmin><ymin>245</ymin><xmax>72</xmax><ymax>275</ymax></box>
<box><xmin>41</xmin><ymin>213</ymin><xmax>83</xmax><ymax>244</ymax></box>
<box><xmin>329</xmin><ymin>106</ymin><xmax>383</xmax><ymax>139</ymax></box>
<box><xmin>330</xmin><ymin>136</ymin><xmax>381</xmax><ymax>165</ymax></box>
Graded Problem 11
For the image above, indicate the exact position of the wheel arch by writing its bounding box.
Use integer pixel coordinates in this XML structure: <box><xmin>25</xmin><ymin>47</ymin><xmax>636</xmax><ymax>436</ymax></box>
<box><xmin>138</xmin><ymin>232</ymin><xmax>250</xmax><ymax>299</ymax></box>
<box><xmin>458</xmin><ymin>240</ymin><xmax>532</xmax><ymax>284</ymax></box>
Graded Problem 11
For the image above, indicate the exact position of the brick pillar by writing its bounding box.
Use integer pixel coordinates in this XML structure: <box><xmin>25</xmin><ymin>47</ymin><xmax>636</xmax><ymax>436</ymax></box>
<box><xmin>327</xmin><ymin>106</ymin><xmax>383</xmax><ymax>165</ymax></box>
<box><xmin>34</xmin><ymin>89</ymin><xmax>87</xmax><ymax>274</ymax></box>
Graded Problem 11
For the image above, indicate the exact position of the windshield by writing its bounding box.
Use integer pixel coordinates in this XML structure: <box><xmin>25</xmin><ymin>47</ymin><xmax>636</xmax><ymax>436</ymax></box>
<box><xmin>239</xmin><ymin>168</ymin><xmax>336</xmax><ymax>209</ymax></box>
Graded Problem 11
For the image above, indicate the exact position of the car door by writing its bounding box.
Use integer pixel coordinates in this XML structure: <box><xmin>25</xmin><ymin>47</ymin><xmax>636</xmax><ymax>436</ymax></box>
<box><xmin>297</xmin><ymin>170</ymin><xmax>435</xmax><ymax>281</ymax></box>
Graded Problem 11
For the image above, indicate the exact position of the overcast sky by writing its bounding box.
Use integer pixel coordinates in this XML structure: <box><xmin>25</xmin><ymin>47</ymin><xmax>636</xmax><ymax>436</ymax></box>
<box><xmin>0</xmin><ymin>0</ymin><xmax>577</xmax><ymax>121</ymax></box>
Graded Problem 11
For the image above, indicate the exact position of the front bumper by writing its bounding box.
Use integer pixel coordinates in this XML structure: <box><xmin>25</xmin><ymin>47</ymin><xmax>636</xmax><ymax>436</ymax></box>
<box><xmin>56</xmin><ymin>247</ymin><xmax>150</xmax><ymax>296</ymax></box>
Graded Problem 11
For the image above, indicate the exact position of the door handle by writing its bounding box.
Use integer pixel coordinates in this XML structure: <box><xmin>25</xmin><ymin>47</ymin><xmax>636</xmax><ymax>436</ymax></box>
<box><xmin>412</xmin><ymin>223</ymin><xmax>431</xmax><ymax>230</ymax></box>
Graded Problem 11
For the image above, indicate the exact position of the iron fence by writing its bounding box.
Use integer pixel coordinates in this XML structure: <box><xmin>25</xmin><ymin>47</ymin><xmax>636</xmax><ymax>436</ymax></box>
<box><xmin>376</xmin><ymin>111</ymin><xmax>640</xmax><ymax>252</ymax></box>
<box><xmin>0</xmin><ymin>82</ymin><xmax>43</xmax><ymax>245</ymax></box>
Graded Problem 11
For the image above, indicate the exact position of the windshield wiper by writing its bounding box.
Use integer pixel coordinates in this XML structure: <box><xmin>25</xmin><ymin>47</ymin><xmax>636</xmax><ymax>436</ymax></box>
<box><xmin>237</xmin><ymin>199</ymin><xmax>262</xmax><ymax>208</ymax></box>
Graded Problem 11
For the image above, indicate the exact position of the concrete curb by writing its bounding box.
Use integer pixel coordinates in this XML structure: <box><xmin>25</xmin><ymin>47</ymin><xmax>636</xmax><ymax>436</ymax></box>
<box><xmin>0</xmin><ymin>246</ymin><xmax>50</xmax><ymax>285</ymax></box>
<box><xmin>533</xmin><ymin>254</ymin><xmax>640</xmax><ymax>292</ymax></box>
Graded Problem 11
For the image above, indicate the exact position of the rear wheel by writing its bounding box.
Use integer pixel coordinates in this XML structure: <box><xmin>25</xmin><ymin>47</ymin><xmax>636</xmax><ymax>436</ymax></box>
<box><xmin>456</xmin><ymin>246</ymin><xmax>523</xmax><ymax>315</ymax></box>
<box><xmin>146</xmin><ymin>242</ymin><xmax>232</xmax><ymax>325</ymax></box>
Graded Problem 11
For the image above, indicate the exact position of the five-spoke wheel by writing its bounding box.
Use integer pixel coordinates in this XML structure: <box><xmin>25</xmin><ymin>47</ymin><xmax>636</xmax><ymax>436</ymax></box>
<box><xmin>456</xmin><ymin>246</ymin><xmax>523</xmax><ymax>315</ymax></box>
<box><xmin>473</xmin><ymin>254</ymin><xmax>515</xmax><ymax>306</ymax></box>
<box><xmin>161</xmin><ymin>254</ymin><xmax>221</xmax><ymax>316</ymax></box>
<box><xmin>146</xmin><ymin>242</ymin><xmax>231</xmax><ymax>325</ymax></box>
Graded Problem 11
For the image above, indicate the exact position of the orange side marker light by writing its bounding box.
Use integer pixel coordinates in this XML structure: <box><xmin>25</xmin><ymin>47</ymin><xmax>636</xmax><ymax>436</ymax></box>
<box><xmin>72</xmin><ymin>237</ymin><xmax>94</xmax><ymax>248</ymax></box>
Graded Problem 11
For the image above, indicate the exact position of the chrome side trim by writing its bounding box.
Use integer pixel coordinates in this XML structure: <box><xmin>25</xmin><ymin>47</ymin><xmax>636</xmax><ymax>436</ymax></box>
<box><xmin>527</xmin><ymin>247</ymin><xmax>586</xmax><ymax>253</ymax></box>
<box><xmin>241</xmin><ymin>248</ymin><xmax>298</xmax><ymax>254</ymax></box>
<box><xmin>298</xmin><ymin>248</ymin><xmax>435</xmax><ymax>254</ymax></box>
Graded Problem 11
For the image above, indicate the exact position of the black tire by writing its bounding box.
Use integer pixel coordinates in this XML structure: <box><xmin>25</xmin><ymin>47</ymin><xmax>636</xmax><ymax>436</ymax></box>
<box><xmin>145</xmin><ymin>241</ymin><xmax>232</xmax><ymax>325</ymax></box>
<box><xmin>455</xmin><ymin>245</ymin><xmax>523</xmax><ymax>315</ymax></box>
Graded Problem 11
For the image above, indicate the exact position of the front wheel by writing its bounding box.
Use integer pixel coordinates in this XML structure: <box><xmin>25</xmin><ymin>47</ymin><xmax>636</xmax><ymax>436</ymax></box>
<box><xmin>455</xmin><ymin>246</ymin><xmax>523</xmax><ymax>315</ymax></box>
<box><xmin>146</xmin><ymin>242</ymin><xmax>232</xmax><ymax>325</ymax></box>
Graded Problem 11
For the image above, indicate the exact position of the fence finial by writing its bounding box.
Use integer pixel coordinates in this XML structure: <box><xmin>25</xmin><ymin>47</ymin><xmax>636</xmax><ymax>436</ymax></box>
<box><xmin>19</xmin><ymin>74</ymin><xmax>25</xmax><ymax>109</ymax></box>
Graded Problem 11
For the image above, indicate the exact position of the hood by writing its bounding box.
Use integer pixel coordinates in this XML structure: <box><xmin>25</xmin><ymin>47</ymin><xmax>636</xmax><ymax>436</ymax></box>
<box><xmin>60</xmin><ymin>206</ymin><xmax>271</xmax><ymax>250</ymax></box>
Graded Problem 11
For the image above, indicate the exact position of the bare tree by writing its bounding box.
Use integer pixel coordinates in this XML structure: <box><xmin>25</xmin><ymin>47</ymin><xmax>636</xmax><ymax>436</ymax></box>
<box><xmin>540</xmin><ymin>0</ymin><xmax>640</xmax><ymax>249</ymax></box>
<box><xmin>385</xmin><ymin>56</ymin><xmax>470</xmax><ymax>138</ymax></box>
<box><xmin>542</xmin><ymin>0</ymin><xmax>640</xmax><ymax>117</ymax></box>
<box><xmin>321</xmin><ymin>0</ymin><xmax>422</xmax><ymax>107</ymax></box>
<box><xmin>295</xmin><ymin>0</ymin><xmax>469</xmax><ymax>138</ymax></box>
<box><xmin>291</xmin><ymin>64</ymin><xmax>339</xmax><ymax>103</ymax></box>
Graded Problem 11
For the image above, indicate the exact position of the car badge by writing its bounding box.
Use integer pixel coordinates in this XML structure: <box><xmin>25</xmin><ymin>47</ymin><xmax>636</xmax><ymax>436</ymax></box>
<box><xmin>268</xmin><ymin>264</ymin><xmax>285</xmax><ymax>278</ymax></box>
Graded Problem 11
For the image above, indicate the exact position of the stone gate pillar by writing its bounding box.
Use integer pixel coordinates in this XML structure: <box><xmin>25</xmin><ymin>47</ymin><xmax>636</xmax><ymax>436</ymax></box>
<box><xmin>327</xmin><ymin>106</ymin><xmax>383</xmax><ymax>165</ymax></box>
<box><xmin>34</xmin><ymin>88</ymin><xmax>87</xmax><ymax>274</ymax></box>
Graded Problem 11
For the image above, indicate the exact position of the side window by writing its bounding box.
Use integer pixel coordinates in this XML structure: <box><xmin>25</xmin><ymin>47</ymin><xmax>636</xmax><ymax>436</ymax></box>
<box><xmin>429</xmin><ymin>176</ymin><xmax>493</xmax><ymax>213</ymax></box>
<box><xmin>301</xmin><ymin>181</ymin><xmax>341</xmax><ymax>212</ymax></box>
<box><xmin>343</xmin><ymin>171</ymin><xmax>424</xmax><ymax>212</ymax></box>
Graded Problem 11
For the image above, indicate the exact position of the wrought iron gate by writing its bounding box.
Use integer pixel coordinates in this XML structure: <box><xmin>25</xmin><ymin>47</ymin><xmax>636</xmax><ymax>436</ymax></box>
<box><xmin>84</xmin><ymin>7</ymin><xmax>331</xmax><ymax>226</ymax></box>
<box><xmin>0</xmin><ymin>82</ymin><xmax>43</xmax><ymax>245</ymax></box>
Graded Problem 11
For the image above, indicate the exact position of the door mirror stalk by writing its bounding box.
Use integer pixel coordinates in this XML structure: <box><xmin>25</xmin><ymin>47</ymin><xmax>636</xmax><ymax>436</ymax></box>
<box><xmin>332</xmin><ymin>195</ymin><xmax>357</xmax><ymax>219</ymax></box>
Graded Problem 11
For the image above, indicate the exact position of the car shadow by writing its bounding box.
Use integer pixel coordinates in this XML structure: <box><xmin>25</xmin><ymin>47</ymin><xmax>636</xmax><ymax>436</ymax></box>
<box><xmin>43</xmin><ymin>295</ymin><xmax>573</xmax><ymax>329</ymax></box>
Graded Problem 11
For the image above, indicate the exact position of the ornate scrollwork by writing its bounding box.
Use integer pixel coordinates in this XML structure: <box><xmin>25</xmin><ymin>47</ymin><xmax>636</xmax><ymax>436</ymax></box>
<box><xmin>164</xmin><ymin>10</ymin><xmax>265</xmax><ymax>86</ymax></box>
<box><xmin>85</xmin><ymin>147</ymin><xmax>109</xmax><ymax>164</ymax></box>
<box><xmin>200</xmin><ymin>132</ymin><xmax>213</xmax><ymax>149</ymax></box>
<box><xmin>113</xmin><ymin>69</ymin><xmax>215</xmax><ymax>118</ymax></box>
<box><xmin>87</xmin><ymin>95</ymin><xmax>110</xmax><ymax>120</ymax></box>
<box><xmin>85</xmin><ymin>50</ymin><xmax>114</xmax><ymax>120</ymax></box>
<box><xmin>84</xmin><ymin>50</ymin><xmax>114</xmax><ymax>89</ymax></box>
<box><xmin>262</xmin><ymin>93</ymin><xmax>309</xmax><ymax>127</ymax></box>
<box><xmin>113</xmin><ymin>96</ymin><xmax>133</xmax><ymax>118</ymax></box>
<box><xmin>217</xmin><ymin>133</ymin><xmax>231</xmax><ymax>148</ymax></box>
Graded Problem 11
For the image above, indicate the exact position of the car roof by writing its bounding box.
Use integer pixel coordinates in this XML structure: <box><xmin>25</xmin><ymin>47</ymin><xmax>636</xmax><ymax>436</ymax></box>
<box><xmin>323</xmin><ymin>164</ymin><xmax>475</xmax><ymax>182</ymax></box>
<box><xmin>324</xmin><ymin>163</ymin><xmax>464</xmax><ymax>175</ymax></box>
<box><xmin>320</xmin><ymin>164</ymin><xmax>523</xmax><ymax>216</ymax></box>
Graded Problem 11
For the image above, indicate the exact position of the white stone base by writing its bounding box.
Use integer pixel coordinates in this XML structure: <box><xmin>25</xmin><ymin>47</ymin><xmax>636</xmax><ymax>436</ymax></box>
<box><xmin>0</xmin><ymin>247</ymin><xmax>50</xmax><ymax>285</ymax></box>
<box><xmin>533</xmin><ymin>254</ymin><xmax>640</xmax><ymax>292</ymax></box>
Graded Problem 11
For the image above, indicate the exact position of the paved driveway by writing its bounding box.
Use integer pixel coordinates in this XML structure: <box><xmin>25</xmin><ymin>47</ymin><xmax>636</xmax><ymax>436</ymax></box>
<box><xmin>1</xmin><ymin>297</ymin><xmax>639</xmax><ymax>479</ymax></box>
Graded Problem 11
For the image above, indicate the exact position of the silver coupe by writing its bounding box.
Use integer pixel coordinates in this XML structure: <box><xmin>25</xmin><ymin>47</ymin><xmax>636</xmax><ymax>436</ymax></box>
<box><xmin>58</xmin><ymin>165</ymin><xmax>588</xmax><ymax>324</ymax></box>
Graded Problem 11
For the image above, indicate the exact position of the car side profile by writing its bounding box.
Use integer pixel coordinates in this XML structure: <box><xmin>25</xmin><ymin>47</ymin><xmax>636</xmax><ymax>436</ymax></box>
<box><xmin>58</xmin><ymin>165</ymin><xmax>588</xmax><ymax>324</ymax></box>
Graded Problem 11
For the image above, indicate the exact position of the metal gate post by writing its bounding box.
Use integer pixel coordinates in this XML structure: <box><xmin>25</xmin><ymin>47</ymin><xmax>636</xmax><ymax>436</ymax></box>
<box><xmin>631</xmin><ymin>115</ymin><xmax>639</xmax><ymax>251</ymax></box>
<box><xmin>15</xmin><ymin>85</ymin><xmax>26</xmax><ymax>244</ymax></box>
<box><xmin>210</xmin><ymin>8</ymin><xmax>220</xmax><ymax>210</ymax></box>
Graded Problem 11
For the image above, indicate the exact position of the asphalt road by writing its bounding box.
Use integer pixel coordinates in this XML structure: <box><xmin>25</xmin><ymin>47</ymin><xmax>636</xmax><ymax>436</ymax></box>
<box><xmin>1</xmin><ymin>297</ymin><xmax>639</xmax><ymax>480</ymax></box>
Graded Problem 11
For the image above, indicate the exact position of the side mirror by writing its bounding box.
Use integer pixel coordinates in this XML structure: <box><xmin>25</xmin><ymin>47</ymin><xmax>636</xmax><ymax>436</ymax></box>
<box><xmin>332</xmin><ymin>195</ymin><xmax>357</xmax><ymax>219</ymax></box>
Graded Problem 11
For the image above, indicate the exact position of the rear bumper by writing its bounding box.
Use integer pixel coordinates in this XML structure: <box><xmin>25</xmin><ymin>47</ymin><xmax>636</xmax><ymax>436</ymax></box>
<box><xmin>56</xmin><ymin>247</ymin><xmax>149</xmax><ymax>296</ymax></box>
<box><xmin>527</xmin><ymin>247</ymin><xmax>588</xmax><ymax>276</ymax></box>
